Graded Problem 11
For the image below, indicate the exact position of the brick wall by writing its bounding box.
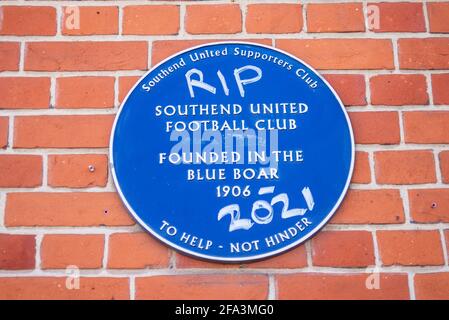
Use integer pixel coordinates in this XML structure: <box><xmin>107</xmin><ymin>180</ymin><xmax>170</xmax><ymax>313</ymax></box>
<box><xmin>0</xmin><ymin>0</ymin><xmax>449</xmax><ymax>300</ymax></box>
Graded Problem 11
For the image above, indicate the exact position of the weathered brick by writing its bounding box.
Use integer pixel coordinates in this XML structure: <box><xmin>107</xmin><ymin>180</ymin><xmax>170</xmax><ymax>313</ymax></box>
<box><xmin>56</xmin><ymin>77</ymin><xmax>115</xmax><ymax>109</ymax></box>
<box><xmin>0</xmin><ymin>277</ymin><xmax>129</xmax><ymax>300</ymax></box>
<box><xmin>427</xmin><ymin>2</ymin><xmax>449</xmax><ymax>33</ymax></box>
<box><xmin>277</xmin><ymin>273</ymin><xmax>409</xmax><ymax>299</ymax></box>
<box><xmin>0</xmin><ymin>6</ymin><xmax>56</xmax><ymax>36</ymax></box>
<box><xmin>25</xmin><ymin>42</ymin><xmax>148</xmax><ymax>71</ymax></box>
<box><xmin>330</xmin><ymin>189</ymin><xmax>405</xmax><ymax>224</ymax></box>
<box><xmin>403</xmin><ymin>111</ymin><xmax>449</xmax><ymax>143</ymax></box>
<box><xmin>324</xmin><ymin>74</ymin><xmax>366</xmax><ymax>106</ymax></box>
<box><xmin>41</xmin><ymin>234</ymin><xmax>104</xmax><ymax>269</ymax></box>
<box><xmin>108</xmin><ymin>233</ymin><xmax>170</xmax><ymax>269</ymax></box>
<box><xmin>5</xmin><ymin>193</ymin><xmax>135</xmax><ymax>227</ymax></box>
<box><xmin>123</xmin><ymin>5</ymin><xmax>179</xmax><ymax>35</ymax></box>
<box><xmin>119</xmin><ymin>76</ymin><xmax>141</xmax><ymax>103</ymax></box>
<box><xmin>276</xmin><ymin>39</ymin><xmax>394</xmax><ymax>70</ymax></box>
<box><xmin>415</xmin><ymin>273</ymin><xmax>449</xmax><ymax>300</ymax></box>
<box><xmin>375</xmin><ymin>150</ymin><xmax>436</xmax><ymax>184</ymax></box>
<box><xmin>0</xmin><ymin>77</ymin><xmax>50</xmax><ymax>109</ymax></box>
<box><xmin>0</xmin><ymin>155</ymin><xmax>42</xmax><ymax>188</ymax></box>
<box><xmin>185</xmin><ymin>5</ymin><xmax>242</xmax><ymax>34</ymax></box>
<box><xmin>48</xmin><ymin>154</ymin><xmax>108</xmax><ymax>188</ymax></box>
<box><xmin>136</xmin><ymin>275</ymin><xmax>268</xmax><ymax>300</ymax></box>
<box><xmin>370</xmin><ymin>74</ymin><xmax>428</xmax><ymax>105</ymax></box>
<box><xmin>377</xmin><ymin>230</ymin><xmax>444</xmax><ymax>266</ymax></box>
<box><xmin>369</xmin><ymin>2</ymin><xmax>425</xmax><ymax>32</ymax></box>
<box><xmin>62</xmin><ymin>6</ymin><xmax>119</xmax><ymax>35</ymax></box>
<box><xmin>246</xmin><ymin>4</ymin><xmax>302</xmax><ymax>34</ymax></box>
<box><xmin>312</xmin><ymin>231</ymin><xmax>375</xmax><ymax>267</ymax></box>
<box><xmin>0</xmin><ymin>42</ymin><xmax>20</xmax><ymax>71</ymax></box>
<box><xmin>409</xmin><ymin>189</ymin><xmax>449</xmax><ymax>223</ymax></box>
<box><xmin>348</xmin><ymin>112</ymin><xmax>400</xmax><ymax>144</ymax></box>
<box><xmin>352</xmin><ymin>151</ymin><xmax>371</xmax><ymax>184</ymax></box>
<box><xmin>399</xmin><ymin>38</ymin><xmax>449</xmax><ymax>69</ymax></box>
<box><xmin>14</xmin><ymin>115</ymin><xmax>114</xmax><ymax>148</ymax></box>
<box><xmin>431</xmin><ymin>74</ymin><xmax>449</xmax><ymax>105</ymax></box>
<box><xmin>0</xmin><ymin>234</ymin><xmax>35</xmax><ymax>270</ymax></box>
<box><xmin>307</xmin><ymin>3</ymin><xmax>365</xmax><ymax>32</ymax></box>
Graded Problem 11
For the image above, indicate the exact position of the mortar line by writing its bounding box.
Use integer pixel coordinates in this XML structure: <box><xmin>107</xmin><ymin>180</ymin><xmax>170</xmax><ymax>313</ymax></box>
<box><xmin>42</xmin><ymin>154</ymin><xmax>48</xmax><ymax>186</ymax></box>
<box><xmin>422</xmin><ymin>0</ymin><xmax>430</xmax><ymax>33</ymax></box>
<box><xmin>372</xmin><ymin>230</ymin><xmax>381</xmax><ymax>267</ymax></box>
<box><xmin>439</xmin><ymin>229</ymin><xmax>448</xmax><ymax>266</ymax></box>
<box><xmin>35</xmin><ymin>233</ymin><xmax>43</xmax><ymax>270</ymax></box>
<box><xmin>6</xmin><ymin>115</ymin><xmax>14</xmax><ymax>151</ymax></box>
<box><xmin>0</xmin><ymin>193</ymin><xmax>5</xmax><ymax>228</ymax></box>
<box><xmin>130</xmin><ymin>275</ymin><xmax>136</xmax><ymax>300</ymax></box>
<box><xmin>434</xmin><ymin>149</ymin><xmax>443</xmax><ymax>184</ymax></box>
<box><xmin>102</xmin><ymin>233</ymin><xmax>110</xmax><ymax>270</ymax></box>
<box><xmin>268</xmin><ymin>274</ymin><xmax>276</xmax><ymax>300</ymax></box>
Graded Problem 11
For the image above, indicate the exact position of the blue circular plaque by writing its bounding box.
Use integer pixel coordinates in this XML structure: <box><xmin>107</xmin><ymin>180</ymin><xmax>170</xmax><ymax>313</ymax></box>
<box><xmin>111</xmin><ymin>42</ymin><xmax>354</xmax><ymax>262</ymax></box>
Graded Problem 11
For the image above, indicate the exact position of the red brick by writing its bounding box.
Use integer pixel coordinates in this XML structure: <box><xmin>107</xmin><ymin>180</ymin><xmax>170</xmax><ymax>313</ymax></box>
<box><xmin>41</xmin><ymin>234</ymin><xmax>104</xmax><ymax>269</ymax></box>
<box><xmin>370</xmin><ymin>74</ymin><xmax>428</xmax><ymax>105</ymax></box>
<box><xmin>0</xmin><ymin>77</ymin><xmax>50</xmax><ymax>109</ymax></box>
<box><xmin>307</xmin><ymin>3</ymin><xmax>365</xmax><ymax>32</ymax></box>
<box><xmin>0</xmin><ymin>42</ymin><xmax>20</xmax><ymax>71</ymax></box>
<box><xmin>246</xmin><ymin>4</ymin><xmax>302</xmax><ymax>34</ymax></box>
<box><xmin>431</xmin><ymin>74</ymin><xmax>449</xmax><ymax>105</ymax></box>
<box><xmin>14</xmin><ymin>115</ymin><xmax>114</xmax><ymax>148</ymax></box>
<box><xmin>5</xmin><ymin>192</ymin><xmax>134</xmax><ymax>227</ymax></box>
<box><xmin>0</xmin><ymin>234</ymin><xmax>35</xmax><ymax>270</ymax></box>
<box><xmin>277</xmin><ymin>273</ymin><xmax>409</xmax><ymax>299</ymax></box>
<box><xmin>108</xmin><ymin>233</ymin><xmax>170</xmax><ymax>269</ymax></box>
<box><xmin>276</xmin><ymin>39</ymin><xmax>394</xmax><ymax>70</ymax></box>
<box><xmin>377</xmin><ymin>230</ymin><xmax>444</xmax><ymax>266</ymax></box>
<box><xmin>369</xmin><ymin>2</ymin><xmax>425</xmax><ymax>32</ymax></box>
<box><xmin>403</xmin><ymin>111</ymin><xmax>449</xmax><ymax>143</ymax></box>
<box><xmin>331</xmin><ymin>189</ymin><xmax>405</xmax><ymax>224</ymax></box>
<box><xmin>415</xmin><ymin>273</ymin><xmax>449</xmax><ymax>300</ymax></box>
<box><xmin>0</xmin><ymin>155</ymin><xmax>42</xmax><ymax>188</ymax></box>
<box><xmin>352</xmin><ymin>151</ymin><xmax>371</xmax><ymax>184</ymax></box>
<box><xmin>48</xmin><ymin>154</ymin><xmax>108</xmax><ymax>188</ymax></box>
<box><xmin>399</xmin><ymin>38</ymin><xmax>449</xmax><ymax>69</ymax></box>
<box><xmin>312</xmin><ymin>231</ymin><xmax>374</xmax><ymax>267</ymax></box>
<box><xmin>136</xmin><ymin>275</ymin><xmax>268</xmax><ymax>300</ymax></box>
<box><xmin>25</xmin><ymin>42</ymin><xmax>148</xmax><ymax>71</ymax></box>
<box><xmin>119</xmin><ymin>76</ymin><xmax>141</xmax><ymax>103</ymax></box>
<box><xmin>185</xmin><ymin>5</ymin><xmax>242</xmax><ymax>34</ymax></box>
<box><xmin>324</xmin><ymin>74</ymin><xmax>366</xmax><ymax>106</ymax></box>
<box><xmin>0</xmin><ymin>6</ymin><xmax>56</xmax><ymax>36</ymax></box>
<box><xmin>151</xmin><ymin>39</ymin><xmax>271</xmax><ymax>65</ymax></box>
<box><xmin>375</xmin><ymin>150</ymin><xmax>436</xmax><ymax>184</ymax></box>
<box><xmin>0</xmin><ymin>277</ymin><xmax>129</xmax><ymax>300</ymax></box>
<box><xmin>0</xmin><ymin>117</ymin><xmax>8</xmax><ymax>149</ymax></box>
<box><xmin>56</xmin><ymin>77</ymin><xmax>115</xmax><ymax>109</ymax></box>
<box><xmin>177</xmin><ymin>245</ymin><xmax>307</xmax><ymax>269</ymax></box>
<box><xmin>348</xmin><ymin>112</ymin><xmax>400</xmax><ymax>144</ymax></box>
<box><xmin>409</xmin><ymin>189</ymin><xmax>449</xmax><ymax>223</ymax></box>
<box><xmin>440</xmin><ymin>151</ymin><xmax>449</xmax><ymax>183</ymax></box>
<box><xmin>123</xmin><ymin>5</ymin><xmax>179</xmax><ymax>35</ymax></box>
<box><xmin>62</xmin><ymin>6</ymin><xmax>118</xmax><ymax>35</ymax></box>
<box><xmin>428</xmin><ymin>2</ymin><xmax>449</xmax><ymax>33</ymax></box>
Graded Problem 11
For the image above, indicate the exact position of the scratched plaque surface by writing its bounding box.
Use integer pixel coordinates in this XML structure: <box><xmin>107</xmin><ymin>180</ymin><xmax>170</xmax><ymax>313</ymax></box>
<box><xmin>111</xmin><ymin>42</ymin><xmax>354</xmax><ymax>262</ymax></box>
